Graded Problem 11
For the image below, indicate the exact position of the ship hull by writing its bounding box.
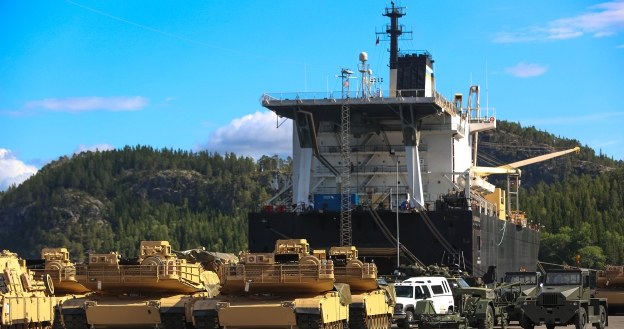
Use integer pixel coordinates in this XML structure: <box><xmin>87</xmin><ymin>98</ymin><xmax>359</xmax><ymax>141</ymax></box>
<box><xmin>248</xmin><ymin>209</ymin><xmax>539</xmax><ymax>279</ymax></box>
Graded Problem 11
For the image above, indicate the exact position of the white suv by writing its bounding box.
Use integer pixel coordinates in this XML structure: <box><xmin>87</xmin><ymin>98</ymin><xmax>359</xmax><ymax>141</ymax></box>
<box><xmin>393</xmin><ymin>276</ymin><xmax>455</xmax><ymax>328</ymax></box>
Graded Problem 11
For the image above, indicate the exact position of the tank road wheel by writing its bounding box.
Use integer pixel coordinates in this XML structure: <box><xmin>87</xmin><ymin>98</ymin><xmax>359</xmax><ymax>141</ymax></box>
<box><xmin>575</xmin><ymin>308</ymin><xmax>586</xmax><ymax>329</ymax></box>
<box><xmin>594</xmin><ymin>305</ymin><xmax>606</xmax><ymax>329</ymax></box>
<box><xmin>520</xmin><ymin>315</ymin><xmax>535</xmax><ymax>329</ymax></box>
<box><xmin>477</xmin><ymin>305</ymin><xmax>494</xmax><ymax>329</ymax></box>
<box><xmin>546</xmin><ymin>324</ymin><xmax>556</xmax><ymax>329</ymax></box>
<box><xmin>348</xmin><ymin>307</ymin><xmax>366</xmax><ymax>329</ymax></box>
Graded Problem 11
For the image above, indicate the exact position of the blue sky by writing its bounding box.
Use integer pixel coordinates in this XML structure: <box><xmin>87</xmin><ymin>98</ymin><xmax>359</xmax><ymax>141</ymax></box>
<box><xmin>1</xmin><ymin>0</ymin><xmax>623</xmax><ymax>190</ymax></box>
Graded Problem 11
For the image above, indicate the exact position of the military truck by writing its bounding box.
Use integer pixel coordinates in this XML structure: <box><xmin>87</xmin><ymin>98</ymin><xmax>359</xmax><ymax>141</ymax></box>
<box><xmin>58</xmin><ymin>240</ymin><xmax>223</xmax><ymax>329</ymax></box>
<box><xmin>498</xmin><ymin>271</ymin><xmax>541</xmax><ymax>325</ymax></box>
<box><xmin>520</xmin><ymin>268</ymin><xmax>608</xmax><ymax>329</ymax></box>
<box><xmin>415</xmin><ymin>275</ymin><xmax>511</xmax><ymax>329</ymax></box>
<box><xmin>192</xmin><ymin>239</ymin><xmax>351</xmax><ymax>328</ymax></box>
<box><xmin>1</xmin><ymin>250</ymin><xmax>56</xmax><ymax>328</ymax></box>
<box><xmin>328</xmin><ymin>246</ymin><xmax>395</xmax><ymax>328</ymax></box>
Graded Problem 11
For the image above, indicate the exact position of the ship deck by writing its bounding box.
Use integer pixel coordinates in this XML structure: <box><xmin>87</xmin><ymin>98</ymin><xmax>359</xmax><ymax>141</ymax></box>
<box><xmin>261</xmin><ymin>90</ymin><xmax>456</xmax><ymax>122</ymax></box>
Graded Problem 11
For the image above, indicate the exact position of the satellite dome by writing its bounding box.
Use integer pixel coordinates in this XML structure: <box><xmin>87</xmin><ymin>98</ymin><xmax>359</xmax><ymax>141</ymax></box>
<box><xmin>359</xmin><ymin>52</ymin><xmax>368</xmax><ymax>62</ymax></box>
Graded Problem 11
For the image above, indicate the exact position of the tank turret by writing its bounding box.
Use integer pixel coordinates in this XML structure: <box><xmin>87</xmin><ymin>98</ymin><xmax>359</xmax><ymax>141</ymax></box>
<box><xmin>58</xmin><ymin>241</ymin><xmax>227</xmax><ymax>329</ymax></box>
<box><xmin>1</xmin><ymin>250</ymin><xmax>55</xmax><ymax>328</ymax></box>
<box><xmin>222</xmin><ymin>238</ymin><xmax>335</xmax><ymax>294</ymax></box>
<box><xmin>193</xmin><ymin>239</ymin><xmax>351</xmax><ymax>329</ymax></box>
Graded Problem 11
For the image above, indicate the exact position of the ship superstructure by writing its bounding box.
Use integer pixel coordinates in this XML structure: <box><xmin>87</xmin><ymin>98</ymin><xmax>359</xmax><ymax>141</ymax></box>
<box><xmin>249</xmin><ymin>3</ymin><xmax>542</xmax><ymax>278</ymax></box>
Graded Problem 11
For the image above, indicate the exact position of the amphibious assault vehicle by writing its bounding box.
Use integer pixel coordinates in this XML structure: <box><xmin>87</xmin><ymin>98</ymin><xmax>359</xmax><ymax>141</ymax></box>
<box><xmin>1</xmin><ymin>250</ymin><xmax>56</xmax><ymax>328</ymax></box>
<box><xmin>192</xmin><ymin>239</ymin><xmax>351</xmax><ymax>328</ymax></box>
<box><xmin>58</xmin><ymin>240</ymin><xmax>223</xmax><ymax>329</ymax></box>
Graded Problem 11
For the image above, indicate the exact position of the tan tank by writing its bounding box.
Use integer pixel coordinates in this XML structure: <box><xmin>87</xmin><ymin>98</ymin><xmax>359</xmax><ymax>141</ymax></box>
<box><xmin>58</xmin><ymin>241</ymin><xmax>225</xmax><ymax>329</ymax></box>
<box><xmin>327</xmin><ymin>246</ymin><xmax>396</xmax><ymax>329</ymax></box>
<box><xmin>595</xmin><ymin>265</ymin><xmax>624</xmax><ymax>312</ymax></box>
<box><xmin>192</xmin><ymin>239</ymin><xmax>351</xmax><ymax>328</ymax></box>
<box><xmin>0</xmin><ymin>249</ymin><xmax>56</xmax><ymax>328</ymax></box>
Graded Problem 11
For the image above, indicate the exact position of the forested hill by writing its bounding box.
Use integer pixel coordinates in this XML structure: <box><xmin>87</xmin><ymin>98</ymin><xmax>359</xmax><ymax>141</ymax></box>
<box><xmin>0</xmin><ymin>121</ymin><xmax>622</xmax><ymax>268</ymax></box>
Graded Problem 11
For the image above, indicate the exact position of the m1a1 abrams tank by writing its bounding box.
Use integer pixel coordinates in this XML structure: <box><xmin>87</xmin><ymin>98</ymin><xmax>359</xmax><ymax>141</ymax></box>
<box><xmin>59</xmin><ymin>240</ymin><xmax>223</xmax><ymax>329</ymax></box>
<box><xmin>595</xmin><ymin>264</ymin><xmax>624</xmax><ymax>314</ymax></box>
<box><xmin>29</xmin><ymin>247</ymin><xmax>92</xmax><ymax>329</ymax></box>
<box><xmin>328</xmin><ymin>246</ymin><xmax>395</xmax><ymax>329</ymax></box>
<box><xmin>192</xmin><ymin>239</ymin><xmax>351</xmax><ymax>329</ymax></box>
<box><xmin>1</xmin><ymin>249</ymin><xmax>56</xmax><ymax>328</ymax></box>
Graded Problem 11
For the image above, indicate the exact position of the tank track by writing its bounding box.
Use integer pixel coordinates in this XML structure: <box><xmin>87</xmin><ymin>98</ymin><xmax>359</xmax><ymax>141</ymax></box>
<box><xmin>51</xmin><ymin>306</ymin><xmax>64</xmax><ymax>329</ymax></box>
<box><xmin>348</xmin><ymin>308</ymin><xmax>391</xmax><ymax>329</ymax></box>
<box><xmin>296</xmin><ymin>314</ymin><xmax>348</xmax><ymax>329</ymax></box>
<box><xmin>193</xmin><ymin>314</ymin><xmax>220</xmax><ymax>329</ymax></box>
<box><xmin>161</xmin><ymin>312</ymin><xmax>188</xmax><ymax>329</ymax></box>
<box><xmin>62</xmin><ymin>312</ymin><xmax>89</xmax><ymax>329</ymax></box>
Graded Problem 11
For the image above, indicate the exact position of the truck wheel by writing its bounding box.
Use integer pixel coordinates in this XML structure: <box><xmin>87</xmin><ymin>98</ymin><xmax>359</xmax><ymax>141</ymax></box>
<box><xmin>575</xmin><ymin>308</ymin><xmax>586</xmax><ymax>329</ymax></box>
<box><xmin>402</xmin><ymin>310</ymin><xmax>414</xmax><ymax>329</ymax></box>
<box><xmin>594</xmin><ymin>305</ymin><xmax>606</xmax><ymax>329</ymax></box>
<box><xmin>477</xmin><ymin>305</ymin><xmax>494</xmax><ymax>329</ymax></box>
<box><xmin>520</xmin><ymin>315</ymin><xmax>535</xmax><ymax>329</ymax></box>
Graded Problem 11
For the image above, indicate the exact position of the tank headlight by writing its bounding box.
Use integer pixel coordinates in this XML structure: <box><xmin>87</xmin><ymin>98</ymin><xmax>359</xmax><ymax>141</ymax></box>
<box><xmin>281</xmin><ymin>301</ymin><xmax>295</xmax><ymax>309</ymax></box>
<box><xmin>216</xmin><ymin>302</ymin><xmax>230</xmax><ymax>310</ymax></box>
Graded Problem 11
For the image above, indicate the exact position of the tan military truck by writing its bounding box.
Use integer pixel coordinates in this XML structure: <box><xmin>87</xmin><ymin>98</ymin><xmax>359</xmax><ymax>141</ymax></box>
<box><xmin>1</xmin><ymin>250</ymin><xmax>56</xmax><ymax>328</ymax></box>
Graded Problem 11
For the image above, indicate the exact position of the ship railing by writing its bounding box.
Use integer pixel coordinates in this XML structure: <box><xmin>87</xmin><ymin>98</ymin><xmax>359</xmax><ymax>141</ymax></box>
<box><xmin>317</xmin><ymin>144</ymin><xmax>427</xmax><ymax>153</ymax></box>
<box><xmin>31</xmin><ymin>266</ymin><xmax>77</xmax><ymax>283</ymax></box>
<box><xmin>469</xmin><ymin>191</ymin><xmax>498</xmax><ymax>217</ymax></box>
<box><xmin>333</xmin><ymin>263</ymin><xmax>377</xmax><ymax>280</ymax></box>
<box><xmin>226</xmin><ymin>263</ymin><xmax>334</xmax><ymax>283</ymax></box>
<box><xmin>261</xmin><ymin>89</ymin><xmax>452</xmax><ymax>105</ymax></box>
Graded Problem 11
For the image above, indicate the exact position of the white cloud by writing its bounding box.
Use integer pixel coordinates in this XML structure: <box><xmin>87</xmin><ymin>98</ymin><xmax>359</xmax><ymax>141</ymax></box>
<box><xmin>0</xmin><ymin>149</ymin><xmax>38</xmax><ymax>191</ymax></box>
<box><xmin>618</xmin><ymin>44</ymin><xmax>624</xmax><ymax>48</ymax></box>
<box><xmin>74</xmin><ymin>144</ymin><xmax>116</xmax><ymax>154</ymax></box>
<box><xmin>201</xmin><ymin>111</ymin><xmax>292</xmax><ymax>159</ymax></box>
<box><xmin>505</xmin><ymin>62</ymin><xmax>548</xmax><ymax>78</ymax></box>
<box><xmin>494</xmin><ymin>1</ymin><xmax>624</xmax><ymax>43</ymax></box>
<box><xmin>26</xmin><ymin>96</ymin><xmax>148</xmax><ymax>112</ymax></box>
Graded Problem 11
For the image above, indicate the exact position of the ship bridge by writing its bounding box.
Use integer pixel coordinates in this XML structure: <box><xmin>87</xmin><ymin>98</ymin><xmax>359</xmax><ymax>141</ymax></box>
<box><xmin>261</xmin><ymin>89</ymin><xmax>456</xmax><ymax>122</ymax></box>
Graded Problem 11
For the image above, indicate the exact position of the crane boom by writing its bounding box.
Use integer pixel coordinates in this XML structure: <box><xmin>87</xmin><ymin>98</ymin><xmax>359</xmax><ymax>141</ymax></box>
<box><xmin>472</xmin><ymin>146</ymin><xmax>580</xmax><ymax>176</ymax></box>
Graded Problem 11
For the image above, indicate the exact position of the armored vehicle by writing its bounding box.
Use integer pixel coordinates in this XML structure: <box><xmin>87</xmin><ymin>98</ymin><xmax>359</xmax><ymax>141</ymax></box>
<box><xmin>498</xmin><ymin>271</ymin><xmax>541</xmax><ymax>325</ymax></box>
<box><xmin>520</xmin><ymin>268</ymin><xmax>608</xmax><ymax>329</ymax></box>
<box><xmin>29</xmin><ymin>247</ymin><xmax>92</xmax><ymax>329</ymax></box>
<box><xmin>328</xmin><ymin>246</ymin><xmax>395</xmax><ymax>328</ymax></box>
<box><xmin>59</xmin><ymin>241</ymin><xmax>222</xmax><ymax>329</ymax></box>
<box><xmin>192</xmin><ymin>239</ymin><xmax>351</xmax><ymax>328</ymax></box>
<box><xmin>595</xmin><ymin>265</ymin><xmax>624</xmax><ymax>314</ymax></box>
<box><xmin>1</xmin><ymin>250</ymin><xmax>56</xmax><ymax>328</ymax></box>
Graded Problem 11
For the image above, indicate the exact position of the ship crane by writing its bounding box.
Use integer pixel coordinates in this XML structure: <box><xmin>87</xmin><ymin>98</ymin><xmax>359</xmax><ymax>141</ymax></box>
<box><xmin>471</xmin><ymin>146</ymin><xmax>580</xmax><ymax>218</ymax></box>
